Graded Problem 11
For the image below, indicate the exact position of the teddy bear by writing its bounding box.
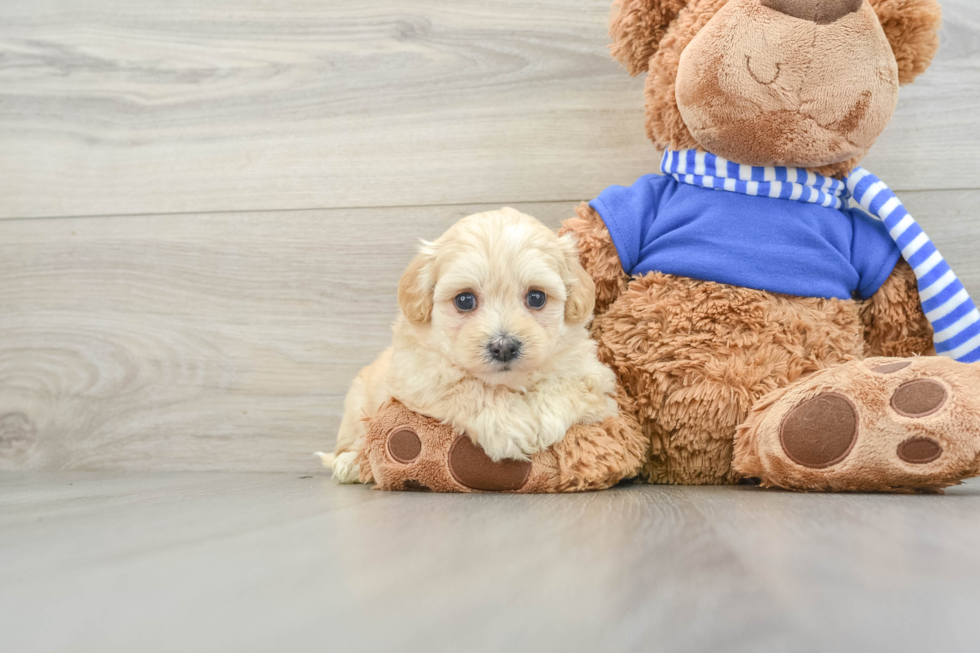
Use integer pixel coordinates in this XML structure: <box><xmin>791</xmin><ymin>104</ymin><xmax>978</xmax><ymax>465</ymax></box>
<box><xmin>557</xmin><ymin>0</ymin><xmax>980</xmax><ymax>491</ymax></box>
<box><xmin>355</xmin><ymin>0</ymin><xmax>980</xmax><ymax>493</ymax></box>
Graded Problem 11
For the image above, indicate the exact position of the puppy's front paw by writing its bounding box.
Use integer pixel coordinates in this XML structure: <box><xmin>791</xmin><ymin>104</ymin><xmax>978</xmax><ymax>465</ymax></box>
<box><xmin>531</xmin><ymin>414</ymin><xmax>575</xmax><ymax>453</ymax></box>
<box><xmin>471</xmin><ymin>425</ymin><xmax>541</xmax><ymax>462</ymax></box>
<box><xmin>473</xmin><ymin>439</ymin><xmax>528</xmax><ymax>463</ymax></box>
<box><xmin>331</xmin><ymin>451</ymin><xmax>362</xmax><ymax>484</ymax></box>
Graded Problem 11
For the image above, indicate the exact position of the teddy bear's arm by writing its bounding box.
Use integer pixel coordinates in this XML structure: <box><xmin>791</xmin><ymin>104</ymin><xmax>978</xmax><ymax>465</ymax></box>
<box><xmin>559</xmin><ymin>202</ymin><xmax>630</xmax><ymax>317</ymax></box>
<box><xmin>860</xmin><ymin>259</ymin><xmax>934</xmax><ymax>357</ymax></box>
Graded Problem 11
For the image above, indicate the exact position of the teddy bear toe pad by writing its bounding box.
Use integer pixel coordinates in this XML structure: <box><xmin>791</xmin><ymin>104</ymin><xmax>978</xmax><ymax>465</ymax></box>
<box><xmin>447</xmin><ymin>437</ymin><xmax>532</xmax><ymax>491</ymax></box>
<box><xmin>890</xmin><ymin>379</ymin><xmax>947</xmax><ymax>417</ymax></box>
<box><xmin>897</xmin><ymin>437</ymin><xmax>942</xmax><ymax>464</ymax></box>
<box><xmin>387</xmin><ymin>427</ymin><xmax>422</xmax><ymax>464</ymax></box>
<box><xmin>735</xmin><ymin>357</ymin><xmax>980</xmax><ymax>492</ymax></box>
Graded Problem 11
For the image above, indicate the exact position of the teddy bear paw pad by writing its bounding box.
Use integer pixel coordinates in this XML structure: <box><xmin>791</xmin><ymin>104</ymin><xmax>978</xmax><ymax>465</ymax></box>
<box><xmin>779</xmin><ymin>392</ymin><xmax>858</xmax><ymax>468</ymax></box>
<box><xmin>897</xmin><ymin>437</ymin><xmax>942</xmax><ymax>464</ymax></box>
<box><xmin>735</xmin><ymin>357</ymin><xmax>980</xmax><ymax>492</ymax></box>
<box><xmin>871</xmin><ymin>361</ymin><xmax>911</xmax><ymax>374</ymax></box>
<box><xmin>890</xmin><ymin>379</ymin><xmax>947</xmax><ymax>417</ymax></box>
<box><xmin>448</xmin><ymin>436</ymin><xmax>532</xmax><ymax>491</ymax></box>
<box><xmin>386</xmin><ymin>426</ymin><xmax>422</xmax><ymax>464</ymax></box>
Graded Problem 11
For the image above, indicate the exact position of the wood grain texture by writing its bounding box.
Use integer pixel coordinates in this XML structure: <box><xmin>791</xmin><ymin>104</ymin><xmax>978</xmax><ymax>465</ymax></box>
<box><xmin>3</xmin><ymin>472</ymin><xmax>980</xmax><ymax>652</ymax></box>
<box><xmin>1</xmin><ymin>0</ymin><xmax>979</xmax><ymax>220</ymax></box>
<box><xmin>1</xmin><ymin>194</ymin><xmax>978</xmax><ymax>473</ymax></box>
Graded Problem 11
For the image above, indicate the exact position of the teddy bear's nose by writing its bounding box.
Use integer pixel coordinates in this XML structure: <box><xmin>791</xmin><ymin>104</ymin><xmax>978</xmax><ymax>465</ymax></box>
<box><xmin>761</xmin><ymin>0</ymin><xmax>863</xmax><ymax>24</ymax></box>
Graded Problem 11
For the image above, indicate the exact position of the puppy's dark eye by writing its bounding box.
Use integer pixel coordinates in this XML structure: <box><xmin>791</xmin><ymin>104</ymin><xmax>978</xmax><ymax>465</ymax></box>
<box><xmin>526</xmin><ymin>290</ymin><xmax>547</xmax><ymax>309</ymax></box>
<box><xmin>454</xmin><ymin>292</ymin><xmax>477</xmax><ymax>312</ymax></box>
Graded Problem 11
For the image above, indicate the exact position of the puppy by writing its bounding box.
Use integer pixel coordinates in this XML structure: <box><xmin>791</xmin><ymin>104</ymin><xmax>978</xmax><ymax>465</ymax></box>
<box><xmin>326</xmin><ymin>207</ymin><xmax>618</xmax><ymax>483</ymax></box>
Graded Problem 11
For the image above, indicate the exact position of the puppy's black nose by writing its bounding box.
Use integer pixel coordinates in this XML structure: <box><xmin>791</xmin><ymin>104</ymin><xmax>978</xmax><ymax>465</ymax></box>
<box><xmin>487</xmin><ymin>336</ymin><xmax>522</xmax><ymax>363</ymax></box>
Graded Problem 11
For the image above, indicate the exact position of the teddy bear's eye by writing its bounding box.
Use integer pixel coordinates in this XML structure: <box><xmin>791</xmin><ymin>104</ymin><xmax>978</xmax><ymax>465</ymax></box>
<box><xmin>526</xmin><ymin>290</ymin><xmax>547</xmax><ymax>309</ymax></box>
<box><xmin>454</xmin><ymin>292</ymin><xmax>477</xmax><ymax>312</ymax></box>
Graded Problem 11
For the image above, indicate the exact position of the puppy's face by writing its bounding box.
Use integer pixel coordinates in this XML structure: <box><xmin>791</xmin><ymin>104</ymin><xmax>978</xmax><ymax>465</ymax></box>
<box><xmin>398</xmin><ymin>208</ymin><xmax>595</xmax><ymax>383</ymax></box>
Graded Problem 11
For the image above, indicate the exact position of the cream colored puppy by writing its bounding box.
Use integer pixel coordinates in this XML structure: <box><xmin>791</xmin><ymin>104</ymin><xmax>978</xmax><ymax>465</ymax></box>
<box><xmin>326</xmin><ymin>207</ymin><xmax>618</xmax><ymax>483</ymax></box>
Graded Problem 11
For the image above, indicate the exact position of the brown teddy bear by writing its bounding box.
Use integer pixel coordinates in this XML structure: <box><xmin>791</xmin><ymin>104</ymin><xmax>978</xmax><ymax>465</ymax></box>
<box><xmin>357</xmin><ymin>0</ymin><xmax>980</xmax><ymax>493</ymax></box>
<box><xmin>560</xmin><ymin>0</ymin><xmax>980</xmax><ymax>491</ymax></box>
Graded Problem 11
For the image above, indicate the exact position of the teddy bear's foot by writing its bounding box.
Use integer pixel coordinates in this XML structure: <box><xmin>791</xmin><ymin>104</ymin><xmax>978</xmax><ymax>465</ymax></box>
<box><xmin>357</xmin><ymin>397</ymin><xmax>645</xmax><ymax>493</ymax></box>
<box><xmin>734</xmin><ymin>357</ymin><xmax>980</xmax><ymax>493</ymax></box>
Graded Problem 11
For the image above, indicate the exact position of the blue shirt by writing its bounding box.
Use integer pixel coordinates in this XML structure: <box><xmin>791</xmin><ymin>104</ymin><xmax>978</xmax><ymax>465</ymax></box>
<box><xmin>589</xmin><ymin>174</ymin><xmax>901</xmax><ymax>300</ymax></box>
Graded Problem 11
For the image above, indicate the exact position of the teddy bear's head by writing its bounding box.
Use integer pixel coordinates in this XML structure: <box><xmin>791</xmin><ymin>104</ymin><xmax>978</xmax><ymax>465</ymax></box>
<box><xmin>611</xmin><ymin>0</ymin><xmax>942</xmax><ymax>176</ymax></box>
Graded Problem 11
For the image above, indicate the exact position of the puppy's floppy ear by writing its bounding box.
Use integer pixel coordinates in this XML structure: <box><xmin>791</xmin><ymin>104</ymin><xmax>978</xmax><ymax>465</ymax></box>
<box><xmin>558</xmin><ymin>233</ymin><xmax>596</xmax><ymax>324</ymax></box>
<box><xmin>869</xmin><ymin>0</ymin><xmax>942</xmax><ymax>85</ymax></box>
<box><xmin>609</xmin><ymin>0</ymin><xmax>689</xmax><ymax>76</ymax></box>
<box><xmin>398</xmin><ymin>242</ymin><xmax>436</xmax><ymax>324</ymax></box>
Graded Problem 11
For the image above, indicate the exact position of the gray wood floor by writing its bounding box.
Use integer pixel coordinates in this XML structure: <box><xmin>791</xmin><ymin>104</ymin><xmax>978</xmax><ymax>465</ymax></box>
<box><xmin>3</xmin><ymin>472</ymin><xmax>980</xmax><ymax>653</ymax></box>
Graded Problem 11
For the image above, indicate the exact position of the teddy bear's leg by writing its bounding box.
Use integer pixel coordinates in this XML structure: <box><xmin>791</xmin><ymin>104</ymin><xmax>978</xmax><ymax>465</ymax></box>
<box><xmin>357</xmin><ymin>398</ymin><xmax>645</xmax><ymax>493</ymax></box>
<box><xmin>593</xmin><ymin>272</ymin><xmax>866</xmax><ymax>485</ymax></box>
<box><xmin>861</xmin><ymin>260</ymin><xmax>935</xmax><ymax>358</ymax></box>
<box><xmin>734</xmin><ymin>357</ymin><xmax>980</xmax><ymax>492</ymax></box>
<box><xmin>549</xmin><ymin>386</ymin><xmax>648</xmax><ymax>491</ymax></box>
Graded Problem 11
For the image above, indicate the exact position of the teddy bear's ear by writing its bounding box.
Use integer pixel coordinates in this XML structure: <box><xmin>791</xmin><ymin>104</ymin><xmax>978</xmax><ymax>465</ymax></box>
<box><xmin>609</xmin><ymin>0</ymin><xmax>690</xmax><ymax>76</ymax></box>
<box><xmin>869</xmin><ymin>0</ymin><xmax>943</xmax><ymax>85</ymax></box>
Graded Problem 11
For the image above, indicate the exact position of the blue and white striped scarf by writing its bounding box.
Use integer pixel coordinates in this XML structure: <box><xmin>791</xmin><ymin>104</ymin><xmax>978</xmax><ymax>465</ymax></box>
<box><xmin>661</xmin><ymin>149</ymin><xmax>980</xmax><ymax>363</ymax></box>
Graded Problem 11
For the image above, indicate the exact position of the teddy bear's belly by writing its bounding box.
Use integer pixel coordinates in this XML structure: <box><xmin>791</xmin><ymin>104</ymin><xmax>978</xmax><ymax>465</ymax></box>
<box><xmin>592</xmin><ymin>271</ymin><xmax>867</xmax><ymax>485</ymax></box>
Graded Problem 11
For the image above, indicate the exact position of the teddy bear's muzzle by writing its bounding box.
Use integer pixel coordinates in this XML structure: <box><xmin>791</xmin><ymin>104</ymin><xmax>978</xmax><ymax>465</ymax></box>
<box><xmin>761</xmin><ymin>0</ymin><xmax>862</xmax><ymax>25</ymax></box>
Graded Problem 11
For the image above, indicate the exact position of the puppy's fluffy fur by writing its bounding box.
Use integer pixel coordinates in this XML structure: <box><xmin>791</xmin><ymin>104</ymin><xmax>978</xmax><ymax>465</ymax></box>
<box><xmin>328</xmin><ymin>207</ymin><xmax>618</xmax><ymax>483</ymax></box>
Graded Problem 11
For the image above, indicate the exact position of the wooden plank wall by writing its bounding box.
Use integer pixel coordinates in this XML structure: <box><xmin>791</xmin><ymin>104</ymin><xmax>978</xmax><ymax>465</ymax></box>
<box><xmin>2</xmin><ymin>0</ymin><xmax>979</xmax><ymax>472</ymax></box>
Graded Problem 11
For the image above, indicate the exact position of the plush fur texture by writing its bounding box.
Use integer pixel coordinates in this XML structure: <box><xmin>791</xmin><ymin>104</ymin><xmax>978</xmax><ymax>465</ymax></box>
<box><xmin>561</xmin><ymin>207</ymin><xmax>949</xmax><ymax>487</ymax></box>
<box><xmin>559</xmin><ymin>0</ymin><xmax>963</xmax><ymax>490</ymax></box>
<box><xmin>592</xmin><ymin>263</ymin><xmax>869</xmax><ymax>484</ymax></box>
<box><xmin>735</xmin><ymin>357</ymin><xmax>980</xmax><ymax>492</ymax></box>
<box><xmin>871</xmin><ymin>0</ymin><xmax>943</xmax><ymax>85</ymax></box>
<box><xmin>612</xmin><ymin>0</ymin><xmax>942</xmax><ymax>177</ymax></box>
<box><xmin>860</xmin><ymin>259</ymin><xmax>936</xmax><ymax>357</ymax></box>
<box><xmin>331</xmin><ymin>208</ymin><xmax>619</xmax><ymax>483</ymax></box>
<box><xmin>360</xmin><ymin>388</ymin><xmax>648</xmax><ymax>493</ymax></box>
<box><xmin>610</xmin><ymin>0</ymin><xmax>691</xmax><ymax>76</ymax></box>
<box><xmin>561</xmin><ymin>204</ymin><xmax>933</xmax><ymax>482</ymax></box>
<box><xmin>675</xmin><ymin>1</ymin><xmax>899</xmax><ymax>168</ymax></box>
